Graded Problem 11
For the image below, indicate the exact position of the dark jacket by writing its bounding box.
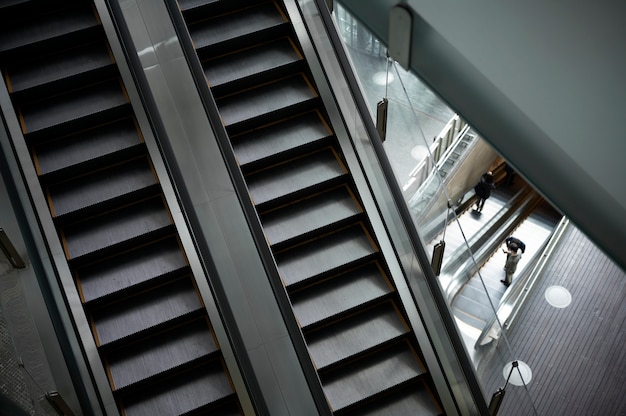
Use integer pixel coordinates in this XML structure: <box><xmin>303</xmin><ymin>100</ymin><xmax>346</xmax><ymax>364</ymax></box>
<box><xmin>474</xmin><ymin>174</ymin><xmax>495</xmax><ymax>199</ymax></box>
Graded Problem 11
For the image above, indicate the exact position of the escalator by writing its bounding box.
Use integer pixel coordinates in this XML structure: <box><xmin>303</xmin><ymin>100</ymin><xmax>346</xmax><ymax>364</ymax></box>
<box><xmin>425</xmin><ymin>176</ymin><xmax>561</xmax><ymax>349</ymax></box>
<box><xmin>0</xmin><ymin>1</ymin><xmax>244</xmax><ymax>415</ymax></box>
<box><xmin>173</xmin><ymin>0</ymin><xmax>444</xmax><ymax>414</ymax></box>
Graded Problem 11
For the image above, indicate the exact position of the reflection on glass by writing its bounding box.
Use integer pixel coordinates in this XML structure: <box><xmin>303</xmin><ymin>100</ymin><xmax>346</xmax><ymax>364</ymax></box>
<box><xmin>333</xmin><ymin>3</ymin><xmax>553</xmax><ymax>414</ymax></box>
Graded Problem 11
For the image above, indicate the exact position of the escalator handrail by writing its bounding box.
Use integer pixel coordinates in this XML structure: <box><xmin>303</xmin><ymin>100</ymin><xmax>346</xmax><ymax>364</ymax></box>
<box><xmin>474</xmin><ymin>216</ymin><xmax>569</xmax><ymax>349</ymax></box>
<box><xmin>443</xmin><ymin>190</ymin><xmax>543</xmax><ymax>302</ymax></box>
<box><xmin>442</xmin><ymin>186</ymin><xmax>535</xmax><ymax>277</ymax></box>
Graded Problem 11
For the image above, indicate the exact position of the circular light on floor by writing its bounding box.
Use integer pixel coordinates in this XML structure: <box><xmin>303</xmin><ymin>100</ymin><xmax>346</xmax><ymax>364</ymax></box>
<box><xmin>372</xmin><ymin>71</ymin><xmax>394</xmax><ymax>86</ymax></box>
<box><xmin>545</xmin><ymin>285</ymin><xmax>572</xmax><ymax>308</ymax></box>
<box><xmin>503</xmin><ymin>361</ymin><xmax>532</xmax><ymax>386</ymax></box>
<box><xmin>410</xmin><ymin>144</ymin><xmax>428</xmax><ymax>161</ymax></box>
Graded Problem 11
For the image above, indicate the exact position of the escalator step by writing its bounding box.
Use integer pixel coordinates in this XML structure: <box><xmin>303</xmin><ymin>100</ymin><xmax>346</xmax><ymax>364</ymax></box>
<box><xmin>121</xmin><ymin>361</ymin><xmax>236</xmax><ymax>416</ymax></box>
<box><xmin>204</xmin><ymin>37</ymin><xmax>302</xmax><ymax>89</ymax></box>
<box><xmin>0</xmin><ymin>6</ymin><xmax>99</xmax><ymax>53</ymax></box>
<box><xmin>178</xmin><ymin>0</ymin><xmax>218</xmax><ymax>11</ymax></box>
<box><xmin>188</xmin><ymin>1</ymin><xmax>286</xmax><ymax>51</ymax></box>
<box><xmin>306</xmin><ymin>302</ymin><xmax>409</xmax><ymax>370</ymax></box>
<box><xmin>62</xmin><ymin>196</ymin><xmax>172</xmax><ymax>260</ymax></box>
<box><xmin>34</xmin><ymin>118</ymin><xmax>143</xmax><ymax>176</ymax></box>
<box><xmin>107</xmin><ymin>319</ymin><xmax>218</xmax><ymax>390</ymax></box>
<box><xmin>216</xmin><ymin>73</ymin><xmax>317</xmax><ymax>129</ymax></box>
<box><xmin>5</xmin><ymin>42</ymin><xmax>113</xmax><ymax>93</ymax></box>
<box><xmin>261</xmin><ymin>185</ymin><xmax>361</xmax><ymax>246</ymax></box>
<box><xmin>322</xmin><ymin>342</ymin><xmax>426</xmax><ymax>412</ymax></box>
<box><xmin>291</xmin><ymin>262</ymin><xmax>393</xmax><ymax>328</ymax></box>
<box><xmin>48</xmin><ymin>157</ymin><xmax>157</xmax><ymax>217</ymax></box>
<box><xmin>232</xmin><ymin>110</ymin><xmax>330</xmax><ymax>168</ymax></box>
<box><xmin>91</xmin><ymin>278</ymin><xmax>202</xmax><ymax>346</ymax></box>
<box><xmin>276</xmin><ymin>223</ymin><xmax>377</xmax><ymax>287</ymax></box>
<box><xmin>77</xmin><ymin>237</ymin><xmax>188</xmax><ymax>303</ymax></box>
<box><xmin>247</xmin><ymin>147</ymin><xmax>346</xmax><ymax>207</ymax></box>
<box><xmin>19</xmin><ymin>79</ymin><xmax>128</xmax><ymax>133</ymax></box>
<box><xmin>340</xmin><ymin>381</ymin><xmax>442</xmax><ymax>416</ymax></box>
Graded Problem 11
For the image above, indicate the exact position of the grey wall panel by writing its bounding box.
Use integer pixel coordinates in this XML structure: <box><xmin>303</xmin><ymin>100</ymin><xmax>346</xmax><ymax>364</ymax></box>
<box><xmin>340</xmin><ymin>0</ymin><xmax>626</xmax><ymax>271</ymax></box>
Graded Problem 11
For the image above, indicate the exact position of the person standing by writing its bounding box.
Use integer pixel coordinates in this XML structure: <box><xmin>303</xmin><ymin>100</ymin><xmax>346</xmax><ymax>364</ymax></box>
<box><xmin>474</xmin><ymin>171</ymin><xmax>495</xmax><ymax>212</ymax></box>
<box><xmin>501</xmin><ymin>243</ymin><xmax>521</xmax><ymax>286</ymax></box>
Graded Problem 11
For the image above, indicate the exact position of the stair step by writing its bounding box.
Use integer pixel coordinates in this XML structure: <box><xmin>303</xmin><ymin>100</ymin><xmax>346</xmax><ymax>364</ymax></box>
<box><xmin>107</xmin><ymin>319</ymin><xmax>218</xmax><ymax>390</ymax></box>
<box><xmin>34</xmin><ymin>117</ymin><xmax>144</xmax><ymax>177</ymax></box>
<box><xmin>189</xmin><ymin>1</ymin><xmax>287</xmax><ymax>52</ymax></box>
<box><xmin>341</xmin><ymin>381</ymin><xmax>442</xmax><ymax>416</ymax></box>
<box><xmin>62</xmin><ymin>196</ymin><xmax>172</xmax><ymax>260</ymax></box>
<box><xmin>262</xmin><ymin>185</ymin><xmax>361</xmax><ymax>247</ymax></box>
<box><xmin>77</xmin><ymin>236</ymin><xmax>188</xmax><ymax>303</ymax></box>
<box><xmin>292</xmin><ymin>262</ymin><xmax>393</xmax><ymax>328</ymax></box>
<box><xmin>306</xmin><ymin>302</ymin><xmax>409</xmax><ymax>370</ymax></box>
<box><xmin>205</xmin><ymin>37</ymin><xmax>302</xmax><ymax>89</ymax></box>
<box><xmin>321</xmin><ymin>341</ymin><xmax>426</xmax><ymax>412</ymax></box>
<box><xmin>48</xmin><ymin>157</ymin><xmax>158</xmax><ymax>217</ymax></box>
<box><xmin>121</xmin><ymin>361</ymin><xmax>236</xmax><ymax>416</ymax></box>
<box><xmin>19</xmin><ymin>79</ymin><xmax>128</xmax><ymax>133</ymax></box>
<box><xmin>217</xmin><ymin>73</ymin><xmax>317</xmax><ymax>131</ymax></box>
<box><xmin>233</xmin><ymin>110</ymin><xmax>331</xmax><ymax>169</ymax></box>
<box><xmin>276</xmin><ymin>223</ymin><xmax>377</xmax><ymax>288</ymax></box>
<box><xmin>0</xmin><ymin>5</ymin><xmax>99</xmax><ymax>53</ymax></box>
<box><xmin>6</xmin><ymin>41</ymin><xmax>114</xmax><ymax>93</ymax></box>
<box><xmin>247</xmin><ymin>147</ymin><xmax>346</xmax><ymax>207</ymax></box>
<box><xmin>92</xmin><ymin>277</ymin><xmax>202</xmax><ymax>346</ymax></box>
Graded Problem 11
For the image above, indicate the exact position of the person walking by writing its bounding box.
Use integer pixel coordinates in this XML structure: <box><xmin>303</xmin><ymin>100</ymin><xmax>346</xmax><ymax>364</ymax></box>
<box><xmin>501</xmin><ymin>242</ymin><xmax>521</xmax><ymax>287</ymax></box>
<box><xmin>474</xmin><ymin>171</ymin><xmax>495</xmax><ymax>212</ymax></box>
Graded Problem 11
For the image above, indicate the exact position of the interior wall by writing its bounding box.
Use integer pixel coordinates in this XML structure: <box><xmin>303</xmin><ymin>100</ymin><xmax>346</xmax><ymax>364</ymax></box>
<box><xmin>337</xmin><ymin>0</ymin><xmax>626</xmax><ymax>270</ymax></box>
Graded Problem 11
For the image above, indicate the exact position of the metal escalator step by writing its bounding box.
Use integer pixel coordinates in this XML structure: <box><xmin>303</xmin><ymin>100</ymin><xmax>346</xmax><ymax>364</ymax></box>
<box><xmin>5</xmin><ymin>42</ymin><xmax>113</xmax><ymax>93</ymax></box>
<box><xmin>291</xmin><ymin>262</ymin><xmax>393</xmax><ymax>328</ymax></box>
<box><xmin>62</xmin><ymin>196</ymin><xmax>172</xmax><ymax>260</ymax></box>
<box><xmin>321</xmin><ymin>342</ymin><xmax>426</xmax><ymax>412</ymax></box>
<box><xmin>0</xmin><ymin>0</ymin><xmax>30</xmax><ymax>10</ymax></box>
<box><xmin>247</xmin><ymin>148</ymin><xmax>346</xmax><ymax>207</ymax></box>
<box><xmin>188</xmin><ymin>1</ymin><xmax>286</xmax><ymax>51</ymax></box>
<box><xmin>233</xmin><ymin>111</ymin><xmax>330</xmax><ymax>168</ymax></box>
<box><xmin>19</xmin><ymin>79</ymin><xmax>128</xmax><ymax>133</ymax></box>
<box><xmin>121</xmin><ymin>361</ymin><xmax>236</xmax><ymax>416</ymax></box>
<box><xmin>0</xmin><ymin>6</ymin><xmax>99</xmax><ymax>53</ymax></box>
<box><xmin>204</xmin><ymin>37</ymin><xmax>302</xmax><ymax>88</ymax></box>
<box><xmin>306</xmin><ymin>302</ymin><xmax>409</xmax><ymax>370</ymax></box>
<box><xmin>276</xmin><ymin>223</ymin><xmax>377</xmax><ymax>287</ymax></box>
<box><xmin>92</xmin><ymin>277</ymin><xmax>202</xmax><ymax>346</ymax></box>
<box><xmin>107</xmin><ymin>319</ymin><xmax>217</xmax><ymax>390</ymax></box>
<box><xmin>262</xmin><ymin>185</ymin><xmax>361</xmax><ymax>246</ymax></box>
<box><xmin>341</xmin><ymin>381</ymin><xmax>442</xmax><ymax>416</ymax></box>
<box><xmin>48</xmin><ymin>157</ymin><xmax>157</xmax><ymax>217</ymax></box>
<box><xmin>77</xmin><ymin>237</ymin><xmax>188</xmax><ymax>303</ymax></box>
<box><xmin>34</xmin><ymin>118</ymin><xmax>143</xmax><ymax>176</ymax></box>
<box><xmin>178</xmin><ymin>0</ymin><xmax>219</xmax><ymax>11</ymax></box>
<box><xmin>216</xmin><ymin>73</ymin><xmax>317</xmax><ymax>129</ymax></box>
